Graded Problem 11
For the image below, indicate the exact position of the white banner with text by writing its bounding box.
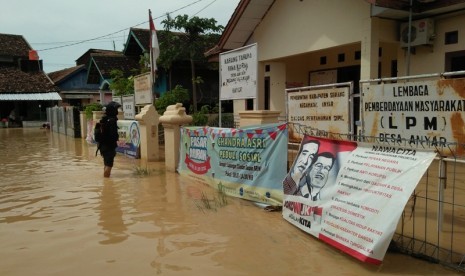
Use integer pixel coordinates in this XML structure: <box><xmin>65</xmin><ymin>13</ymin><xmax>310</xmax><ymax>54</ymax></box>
<box><xmin>282</xmin><ymin>135</ymin><xmax>436</xmax><ymax>264</ymax></box>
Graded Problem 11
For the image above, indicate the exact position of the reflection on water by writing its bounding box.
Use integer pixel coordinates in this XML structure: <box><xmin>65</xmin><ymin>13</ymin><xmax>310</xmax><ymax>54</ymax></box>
<box><xmin>0</xmin><ymin>128</ymin><xmax>461</xmax><ymax>275</ymax></box>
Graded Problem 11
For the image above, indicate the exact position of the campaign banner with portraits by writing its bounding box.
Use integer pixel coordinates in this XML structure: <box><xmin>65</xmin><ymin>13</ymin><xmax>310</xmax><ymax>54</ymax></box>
<box><xmin>115</xmin><ymin>120</ymin><xmax>141</xmax><ymax>159</ymax></box>
<box><xmin>282</xmin><ymin>135</ymin><xmax>436</xmax><ymax>264</ymax></box>
<box><xmin>178</xmin><ymin>123</ymin><xmax>288</xmax><ymax>206</ymax></box>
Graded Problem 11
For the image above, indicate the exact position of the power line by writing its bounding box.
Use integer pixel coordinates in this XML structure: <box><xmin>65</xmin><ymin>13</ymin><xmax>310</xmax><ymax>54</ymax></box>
<box><xmin>36</xmin><ymin>0</ymin><xmax>204</xmax><ymax>52</ymax></box>
<box><xmin>32</xmin><ymin>35</ymin><xmax>127</xmax><ymax>45</ymax></box>
<box><xmin>193</xmin><ymin>0</ymin><xmax>218</xmax><ymax>17</ymax></box>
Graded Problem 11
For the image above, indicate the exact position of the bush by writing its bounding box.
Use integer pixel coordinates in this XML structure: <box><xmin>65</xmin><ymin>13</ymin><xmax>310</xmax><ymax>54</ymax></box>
<box><xmin>208</xmin><ymin>113</ymin><xmax>235</xmax><ymax>128</ymax></box>
<box><xmin>84</xmin><ymin>103</ymin><xmax>103</xmax><ymax>119</ymax></box>
<box><xmin>155</xmin><ymin>85</ymin><xmax>190</xmax><ymax>115</ymax></box>
<box><xmin>191</xmin><ymin>105</ymin><xmax>209</xmax><ymax>126</ymax></box>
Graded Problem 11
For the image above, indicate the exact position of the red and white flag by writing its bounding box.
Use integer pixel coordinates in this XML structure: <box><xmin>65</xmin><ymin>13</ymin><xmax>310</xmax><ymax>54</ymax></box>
<box><xmin>149</xmin><ymin>10</ymin><xmax>159</xmax><ymax>76</ymax></box>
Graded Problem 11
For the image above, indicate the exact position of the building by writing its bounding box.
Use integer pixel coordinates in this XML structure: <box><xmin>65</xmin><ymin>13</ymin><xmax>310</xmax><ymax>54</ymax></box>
<box><xmin>48</xmin><ymin>49</ymin><xmax>120</xmax><ymax>108</ymax></box>
<box><xmin>208</xmin><ymin>0</ymin><xmax>465</xmax><ymax>129</ymax></box>
<box><xmin>0</xmin><ymin>33</ymin><xmax>61</xmax><ymax>125</ymax></box>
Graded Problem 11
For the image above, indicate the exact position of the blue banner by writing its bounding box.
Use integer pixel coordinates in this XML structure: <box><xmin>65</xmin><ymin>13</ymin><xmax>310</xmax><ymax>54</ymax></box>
<box><xmin>178</xmin><ymin>123</ymin><xmax>288</xmax><ymax>206</ymax></box>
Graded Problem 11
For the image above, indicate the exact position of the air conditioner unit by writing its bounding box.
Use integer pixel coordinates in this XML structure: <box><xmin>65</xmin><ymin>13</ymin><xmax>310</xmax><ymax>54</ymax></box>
<box><xmin>400</xmin><ymin>18</ymin><xmax>434</xmax><ymax>47</ymax></box>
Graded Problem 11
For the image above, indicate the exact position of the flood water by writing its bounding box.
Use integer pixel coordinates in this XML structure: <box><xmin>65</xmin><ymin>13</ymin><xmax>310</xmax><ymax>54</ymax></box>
<box><xmin>0</xmin><ymin>128</ymin><xmax>461</xmax><ymax>275</ymax></box>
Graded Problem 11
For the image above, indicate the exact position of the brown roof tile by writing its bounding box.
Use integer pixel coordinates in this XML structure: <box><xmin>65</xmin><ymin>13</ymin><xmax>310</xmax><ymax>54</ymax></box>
<box><xmin>87</xmin><ymin>54</ymin><xmax>139</xmax><ymax>84</ymax></box>
<box><xmin>0</xmin><ymin>66</ymin><xmax>59</xmax><ymax>93</ymax></box>
<box><xmin>48</xmin><ymin>64</ymin><xmax>85</xmax><ymax>84</ymax></box>
<box><xmin>0</xmin><ymin>33</ymin><xmax>31</xmax><ymax>57</ymax></box>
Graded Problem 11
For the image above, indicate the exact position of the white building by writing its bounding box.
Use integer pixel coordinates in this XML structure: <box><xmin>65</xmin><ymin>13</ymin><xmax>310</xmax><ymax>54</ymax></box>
<box><xmin>208</xmin><ymin>0</ymin><xmax>465</xmax><ymax>133</ymax></box>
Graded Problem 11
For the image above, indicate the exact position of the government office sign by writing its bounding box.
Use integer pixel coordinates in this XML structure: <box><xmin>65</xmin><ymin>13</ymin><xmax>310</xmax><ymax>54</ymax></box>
<box><xmin>220</xmin><ymin>43</ymin><xmax>257</xmax><ymax>100</ymax></box>
<box><xmin>134</xmin><ymin>72</ymin><xmax>152</xmax><ymax>105</ymax></box>
<box><xmin>362</xmin><ymin>78</ymin><xmax>465</xmax><ymax>156</ymax></box>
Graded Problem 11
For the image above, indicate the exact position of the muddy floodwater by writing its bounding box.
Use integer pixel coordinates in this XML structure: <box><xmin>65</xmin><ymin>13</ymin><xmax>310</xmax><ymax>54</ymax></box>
<box><xmin>0</xmin><ymin>128</ymin><xmax>461</xmax><ymax>275</ymax></box>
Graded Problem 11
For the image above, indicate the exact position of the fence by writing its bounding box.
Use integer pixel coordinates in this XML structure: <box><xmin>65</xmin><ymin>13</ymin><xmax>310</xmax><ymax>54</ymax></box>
<box><xmin>287</xmin><ymin>122</ymin><xmax>465</xmax><ymax>272</ymax></box>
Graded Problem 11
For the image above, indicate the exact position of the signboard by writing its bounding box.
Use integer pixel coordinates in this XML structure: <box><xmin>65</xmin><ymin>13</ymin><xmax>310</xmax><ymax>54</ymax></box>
<box><xmin>134</xmin><ymin>72</ymin><xmax>152</xmax><ymax>105</ymax></box>
<box><xmin>363</xmin><ymin>78</ymin><xmax>465</xmax><ymax>156</ymax></box>
<box><xmin>220</xmin><ymin>43</ymin><xmax>258</xmax><ymax>100</ymax></box>
<box><xmin>112</xmin><ymin>95</ymin><xmax>122</xmax><ymax>106</ymax></box>
<box><xmin>282</xmin><ymin>135</ymin><xmax>436</xmax><ymax>264</ymax></box>
<box><xmin>178</xmin><ymin>123</ymin><xmax>288</xmax><ymax>206</ymax></box>
<box><xmin>309</xmin><ymin>69</ymin><xmax>337</xmax><ymax>85</ymax></box>
<box><xmin>122</xmin><ymin>95</ymin><xmax>135</xmax><ymax>119</ymax></box>
<box><xmin>116</xmin><ymin>120</ymin><xmax>141</xmax><ymax>159</ymax></box>
<box><xmin>287</xmin><ymin>86</ymin><xmax>350</xmax><ymax>141</ymax></box>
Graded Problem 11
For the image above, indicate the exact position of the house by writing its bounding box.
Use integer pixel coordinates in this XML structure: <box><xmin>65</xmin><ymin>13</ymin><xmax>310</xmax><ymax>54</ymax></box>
<box><xmin>0</xmin><ymin>33</ymin><xmax>61</xmax><ymax>125</ymax></box>
<box><xmin>123</xmin><ymin>28</ymin><xmax>221</xmax><ymax>109</ymax></box>
<box><xmin>48</xmin><ymin>49</ymin><xmax>119</xmax><ymax>108</ymax></box>
<box><xmin>86</xmin><ymin>49</ymin><xmax>140</xmax><ymax>103</ymax></box>
<box><xmin>208</xmin><ymin>0</ymin><xmax>465</xmax><ymax>129</ymax></box>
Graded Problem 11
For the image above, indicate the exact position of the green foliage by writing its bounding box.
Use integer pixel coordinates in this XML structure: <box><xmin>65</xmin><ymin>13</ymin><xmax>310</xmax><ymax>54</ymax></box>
<box><xmin>161</xmin><ymin>14</ymin><xmax>224</xmax><ymax>113</ymax></box>
<box><xmin>133</xmin><ymin>165</ymin><xmax>154</xmax><ymax>177</ymax></box>
<box><xmin>208</xmin><ymin>113</ymin><xmax>235</xmax><ymax>128</ymax></box>
<box><xmin>194</xmin><ymin>185</ymin><xmax>228</xmax><ymax>213</ymax></box>
<box><xmin>109</xmin><ymin>69</ymin><xmax>135</xmax><ymax>96</ymax></box>
<box><xmin>139</xmin><ymin>54</ymin><xmax>150</xmax><ymax>74</ymax></box>
<box><xmin>84</xmin><ymin>102</ymin><xmax>103</xmax><ymax>119</ymax></box>
<box><xmin>191</xmin><ymin>105</ymin><xmax>209</xmax><ymax>126</ymax></box>
<box><xmin>154</xmin><ymin>85</ymin><xmax>190</xmax><ymax>115</ymax></box>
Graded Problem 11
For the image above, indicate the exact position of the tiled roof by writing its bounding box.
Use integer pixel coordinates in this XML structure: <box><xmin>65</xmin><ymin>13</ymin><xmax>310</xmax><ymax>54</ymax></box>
<box><xmin>124</xmin><ymin>28</ymin><xmax>182</xmax><ymax>57</ymax></box>
<box><xmin>75</xmin><ymin>49</ymin><xmax>121</xmax><ymax>66</ymax></box>
<box><xmin>48</xmin><ymin>64</ymin><xmax>85</xmax><ymax>84</ymax></box>
<box><xmin>0</xmin><ymin>33</ymin><xmax>31</xmax><ymax>57</ymax></box>
<box><xmin>0</xmin><ymin>66</ymin><xmax>59</xmax><ymax>93</ymax></box>
<box><xmin>87</xmin><ymin>53</ymin><xmax>139</xmax><ymax>84</ymax></box>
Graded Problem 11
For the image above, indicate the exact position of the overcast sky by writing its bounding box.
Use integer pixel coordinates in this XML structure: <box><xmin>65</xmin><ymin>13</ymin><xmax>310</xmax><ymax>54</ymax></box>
<box><xmin>1</xmin><ymin>0</ymin><xmax>240</xmax><ymax>73</ymax></box>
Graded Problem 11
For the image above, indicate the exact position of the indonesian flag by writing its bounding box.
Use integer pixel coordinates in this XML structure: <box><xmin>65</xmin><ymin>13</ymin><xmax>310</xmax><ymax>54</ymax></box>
<box><xmin>149</xmin><ymin>10</ymin><xmax>159</xmax><ymax>74</ymax></box>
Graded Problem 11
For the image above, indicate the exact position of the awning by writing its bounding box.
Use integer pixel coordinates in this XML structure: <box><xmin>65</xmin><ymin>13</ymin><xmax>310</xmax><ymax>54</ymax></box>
<box><xmin>0</xmin><ymin>92</ymin><xmax>62</xmax><ymax>101</ymax></box>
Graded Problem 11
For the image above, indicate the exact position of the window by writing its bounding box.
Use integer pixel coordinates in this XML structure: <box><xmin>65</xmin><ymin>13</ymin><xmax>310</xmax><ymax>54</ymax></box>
<box><xmin>355</xmin><ymin>51</ymin><xmax>361</xmax><ymax>60</ymax></box>
<box><xmin>445</xmin><ymin>31</ymin><xmax>458</xmax><ymax>45</ymax></box>
<box><xmin>320</xmin><ymin>56</ymin><xmax>327</xmax><ymax>65</ymax></box>
<box><xmin>338</xmin><ymin>53</ymin><xmax>345</xmax><ymax>63</ymax></box>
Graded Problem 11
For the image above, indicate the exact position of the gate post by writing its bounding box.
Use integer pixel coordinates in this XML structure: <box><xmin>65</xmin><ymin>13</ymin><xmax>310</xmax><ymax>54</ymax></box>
<box><xmin>159</xmin><ymin>103</ymin><xmax>192</xmax><ymax>172</ymax></box>
<box><xmin>135</xmin><ymin>104</ymin><xmax>160</xmax><ymax>161</ymax></box>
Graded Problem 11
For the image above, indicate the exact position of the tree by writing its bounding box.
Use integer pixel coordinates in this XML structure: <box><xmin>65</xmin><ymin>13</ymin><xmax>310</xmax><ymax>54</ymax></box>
<box><xmin>109</xmin><ymin>69</ymin><xmax>134</xmax><ymax>96</ymax></box>
<box><xmin>161</xmin><ymin>14</ymin><xmax>223</xmax><ymax>113</ymax></box>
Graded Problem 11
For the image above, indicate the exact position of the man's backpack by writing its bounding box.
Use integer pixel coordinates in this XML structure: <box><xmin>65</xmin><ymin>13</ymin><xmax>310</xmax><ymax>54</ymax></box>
<box><xmin>94</xmin><ymin>117</ymin><xmax>118</xmax><ymax>156</ymax></box>
<box><xmin>94</xmin><ymin>122</ymin><xmax>104</xmax><ymax>144</ymax></box>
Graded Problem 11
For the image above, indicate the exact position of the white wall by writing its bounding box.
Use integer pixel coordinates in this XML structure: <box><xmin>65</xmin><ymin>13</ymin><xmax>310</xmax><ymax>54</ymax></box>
<box><xmin>397</xmin><ymin>13</ymin><xmax>465</xmax><ymax>75</ymax></box>
<box><xmin>253</xmin><ymin>0</ymin><xmax>371</xmax><ymax>61</ymax></box>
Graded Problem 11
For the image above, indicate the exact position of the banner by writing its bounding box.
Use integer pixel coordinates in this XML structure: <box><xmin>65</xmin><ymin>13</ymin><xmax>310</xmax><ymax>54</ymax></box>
<box><xmin>282</xmin><ymin>135</ymin><xmax>436</xmax><ymax>264</ymax></box>
<box><xmin>116</xmin><ymin>120</ymin><xmax>141</xmax><ymax>159</ymax></box>
<box><xmin>178</xmin><ymin>123</ymin><xmax>288</xmax><ymax>206</ymax></box>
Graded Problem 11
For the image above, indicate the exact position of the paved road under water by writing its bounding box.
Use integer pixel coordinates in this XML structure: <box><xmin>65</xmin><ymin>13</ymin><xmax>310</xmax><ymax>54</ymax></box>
<box><xmin>0</xmin><ymin>128</ymin><xmax>461</xmax><ymax>275</ymax></box>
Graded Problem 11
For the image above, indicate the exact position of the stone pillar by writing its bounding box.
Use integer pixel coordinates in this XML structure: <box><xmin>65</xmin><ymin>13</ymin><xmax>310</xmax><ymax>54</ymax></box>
<box><xmin>135</xmin><ymin>104</ymin><xmax>160</xmax><ymax>161</ymax></box>
<box><xmin>238</xmin><ymin>110</ymin><xmax>281</xmax><ymax>127</ymax></box>
<box><xmin>79</xmin><ymin>111</ymin><xmax>87</xmax><ymax>139</ymax></box>
<box><xmin>159</xmin><ymin>103</ymin><xmax>192</xmax><ymax>172</ymax></box>
<box><xmin>92</xmin><ymin>111</ymin><xmax>104</xmax><ymax>122</ymax></box>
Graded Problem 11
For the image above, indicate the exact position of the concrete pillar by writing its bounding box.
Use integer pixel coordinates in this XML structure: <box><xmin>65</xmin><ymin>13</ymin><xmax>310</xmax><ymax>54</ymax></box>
<box><xmin>135</xmin><ymin>104</ymin><xmax>160</xmax><ymax>161</ymax></box>
<box><xmin>361</xmin><ymin>16</ymin><xmax>380</xmax><ymax>80</ymax></box>
<box><xmin>238</xmin><ymin>110</ymin><xmax>281</xmax><ymax>127</ymax></box>
<box><xmin>79</xmin><ymin>111</ymin><xmax>87</xmax><ymax>139</ymax></box>
<box><xmin>159</xmin><ymin>103</ymin><xmax>192</xmax><ymax>172</ymax></box>
<box><xmin>92</xmin><ymin>111</ymin><xmax>104</xmax><ymax>122</ymax></box>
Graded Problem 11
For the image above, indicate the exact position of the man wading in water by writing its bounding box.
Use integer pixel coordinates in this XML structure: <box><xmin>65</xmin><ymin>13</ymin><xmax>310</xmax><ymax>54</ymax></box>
<box><xmin>97</xmin><ymin>101</ymin><xmax>120</xmax><ymax>178</ymax></box>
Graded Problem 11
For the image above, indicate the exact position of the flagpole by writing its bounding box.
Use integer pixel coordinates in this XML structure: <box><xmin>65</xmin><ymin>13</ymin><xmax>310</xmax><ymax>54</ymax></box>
<box><xmin>149</xmin><ymin>9</ymin><xmax>155</xmax><ymax>100</ymax></box>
